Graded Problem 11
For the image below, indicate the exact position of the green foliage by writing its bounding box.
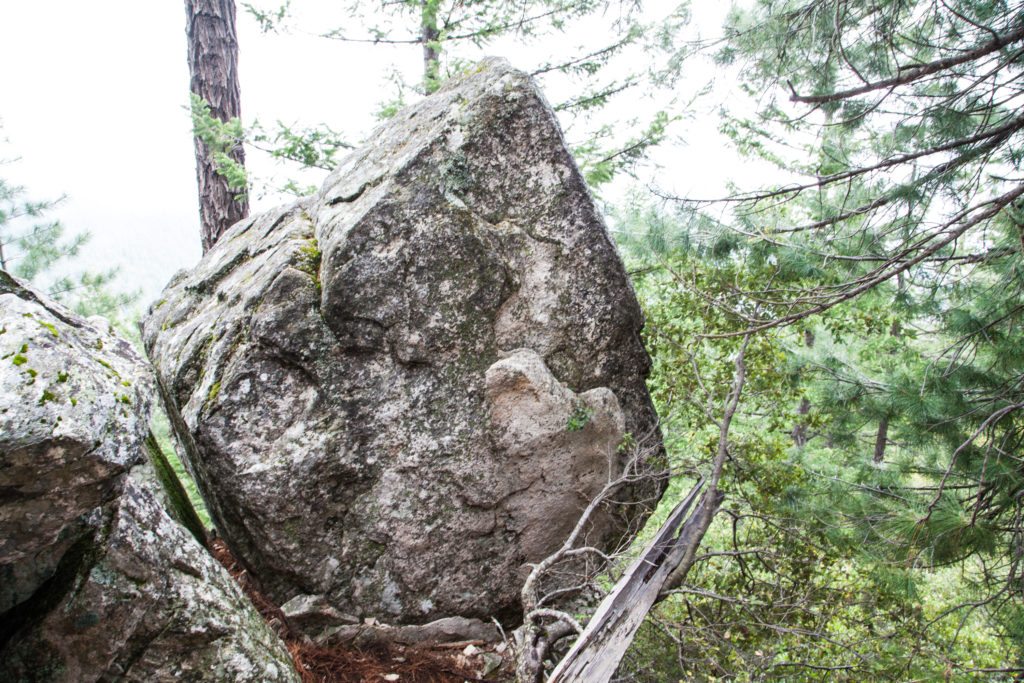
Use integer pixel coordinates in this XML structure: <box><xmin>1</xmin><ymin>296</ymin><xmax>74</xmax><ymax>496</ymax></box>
<box><xmin>189</xmin><ymin>93</ymin><xmax>248</xmax><ymax>197</ymax></box>
<box><xmin>1</xmin><ymin>174</ymin><xmax>76</xmax><ymax>275</ymax></box>
<box><xmin>574</xmin><ymin>111</ymin><xmax>675</xmax><ymax>189</ymax></box>
<box><xmin>251</xmin><ymin>119</ymin><xmax>351</xmax><ymax>171</ymax></box>
<box><xmin>566</xmin><ymin>402</ymin><xmax>592</xmax><ymax>432</ymax></box>
<box><xmin>682</xmin><ymin>3</ymin><xmax>1024</xmax><ymax>670</ymax></box>
<box><xmin>295</xmin><ymin>237</ymin><xmax>321</xmax><ymax>277</ymax></box>
<box><xmin>0</xmin><ymin>142</ymin><xmax>138</xmax><ymax>325</ymax></box>
<box><xmin>205</xmin><ymin>381</ymin><xmax>221</xmax><ymax>409</ymax></box>
<box><xmin>612</xmin><ymin>190</ymin><xmax>1020</xmax><ymax>678</ymax></box>
<box><xmin>617</xmin><ymin>431</ymin><xmax>637</xmax><ymax>453</ymax></box>
<box><xmin>242</xmin><ymin>0</ymin><xmax>290</xmax><ymax>34</ymax></box>
<box><xmin>238</xmin><ymin>1</ymin><xmax>683</xmax><ymax>191</ymax></box>
<box><xmin>144</xmin><ymin>430</ymin><xmax>209</xmax><ymax>546</ymax></box>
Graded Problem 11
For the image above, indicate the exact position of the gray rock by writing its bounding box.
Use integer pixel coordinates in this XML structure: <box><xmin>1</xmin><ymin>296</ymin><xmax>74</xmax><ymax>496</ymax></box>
<box><xmin>481</xmin><ymin>651</ymin><xmax>505</xmax><ymax>678</ymax></box>
<box><xmin>0</xmin><ymin>273</ymin><xmax>298</xmax><ymax>682</ymax></box>
<box><xmin>142</xmin><ymin>58</ymin><xmax>664</xmax><ymax>629</ymax></box>
<box><xmin>0</xmin><ymin>272</ymin><xmax>152</xmax><ymax>615</ymax></box>
<box><xmin>1</xmin><ymin>466</ymin><xmax>300</xmax><ymax>682</ymax></box>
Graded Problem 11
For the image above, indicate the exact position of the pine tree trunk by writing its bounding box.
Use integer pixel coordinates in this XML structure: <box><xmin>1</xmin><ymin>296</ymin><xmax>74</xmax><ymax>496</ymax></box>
<box><xmin>420</xmin><ymin>0</ymin><xmax>441</xmax><ymax>93</ymax></box>
<box><xmin>792</xmin><ymin>329</ymin><xmax>815</xmax><ymax>446</ymax></box>
<box><xmin>792</xmin><ymin>397</ymin><xmax>811</xmax><ymax>446</ymax></box>
<box><xmin>873</xmin><ymin>416</ymin><xmax>889</xmax><ymax>464</ymax></box>
<box><xmin>186</xmin><ymin>0</ymin><xmax>248</xmax><ymax>253</ymax></box>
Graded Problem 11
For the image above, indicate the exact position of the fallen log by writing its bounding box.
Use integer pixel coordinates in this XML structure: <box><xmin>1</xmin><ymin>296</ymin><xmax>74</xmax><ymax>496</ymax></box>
<box><xmin>547</xmin><ymin>478</ymin><xmax>723</xmax><ymax>683</ymax></box>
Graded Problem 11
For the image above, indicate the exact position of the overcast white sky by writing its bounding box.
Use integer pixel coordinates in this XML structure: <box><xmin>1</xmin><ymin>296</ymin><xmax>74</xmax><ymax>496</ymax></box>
<box><xmin>0</xmin><ymin>1</ymin><xmax>746</xmax><ymax>307</ymax></box>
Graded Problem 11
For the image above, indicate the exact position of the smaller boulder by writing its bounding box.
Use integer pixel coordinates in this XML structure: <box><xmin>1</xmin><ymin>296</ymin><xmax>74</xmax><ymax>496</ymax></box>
<box><xmin>485</xmin><ymin>348</ymin><xmax>627</xmax><ymax>563</ymax></box>
<box><xmin>0</xmin><ymin>273</ymin><xmax>298</xmax><ymax>682</ymax></box>
<box><xmin>1</xmin><ymin>465</ymin><xmax>299</xmax><ymax>682</ymax></box>
<box><xmin>0</xmin><ymin>272</ymin><xmax>151</xmax><ymax>614</ymax></box>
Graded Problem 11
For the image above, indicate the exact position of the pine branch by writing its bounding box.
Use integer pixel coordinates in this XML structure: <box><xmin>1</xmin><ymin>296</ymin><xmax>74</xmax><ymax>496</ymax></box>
<box><xmin>700</xmin><ymin>182</ymin><xmax>1024</xmax><ymax>338</ymax></box>
<box><xmin>789</xmin><ymin>24</ymin><xmax>1024</xmax><ymax>104</ymax></box>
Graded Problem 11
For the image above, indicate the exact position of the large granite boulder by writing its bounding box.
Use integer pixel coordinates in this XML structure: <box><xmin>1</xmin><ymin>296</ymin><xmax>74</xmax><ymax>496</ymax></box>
<box><xmin>0</xmin><ymin>273</ymin><xmax>298</xmax><ymax>682</ymax></box>
<box><xmin>142</xmin><ymin>58</ymin><xmax>664</xmax><ymax>629</ymax></box>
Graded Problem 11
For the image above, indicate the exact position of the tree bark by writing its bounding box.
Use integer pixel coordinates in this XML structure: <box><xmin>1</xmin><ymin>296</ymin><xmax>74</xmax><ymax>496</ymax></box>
<box><xmin>873</xmin><ymin>416</ymin><xmax>889</xmax><ymax>464</ymax></box>
<box><xmin>792</xmin><ymin>329</ymin><xmax>814</xmax><ymax>446</ymax></box>
<box><xmin>792</xmin><ymin>397</ymin><xmax>811</xmax><ymax>446</ymax></box>
<box><xmin>420</xmin><ymin>0</ymin><xmax>441</xmax><ymax>93</ymax></box>
<box><xmin>186</xmin><ymin>0</ymin><xmax>248</xmax><ymax>253</ymax></box>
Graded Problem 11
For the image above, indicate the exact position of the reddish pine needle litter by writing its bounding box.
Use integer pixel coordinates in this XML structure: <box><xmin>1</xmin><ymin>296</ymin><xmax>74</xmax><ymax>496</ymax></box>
<box><xmin>210</xmin><ymin>539</ymin><xmax>496</xmax><ymax>683</ymax></box>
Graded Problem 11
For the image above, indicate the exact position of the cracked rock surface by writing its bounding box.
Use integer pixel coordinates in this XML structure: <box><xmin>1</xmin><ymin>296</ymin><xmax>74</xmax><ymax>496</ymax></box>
<box><xmin>142</xmin><ymin>58</ymin><xmax>664</xmax><ymax>628</ymax></box>
<box><xmin>0</xmin><ymin>274</ymin><xmax>298</xmax><ymax>682</ymax></box>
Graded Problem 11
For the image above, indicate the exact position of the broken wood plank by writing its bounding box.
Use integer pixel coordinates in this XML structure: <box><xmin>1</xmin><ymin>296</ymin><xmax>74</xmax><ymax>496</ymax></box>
<box><xmin>547</xmin><ymin>478</ymin><xmax>711</xmax><ymax>683</ymax></box>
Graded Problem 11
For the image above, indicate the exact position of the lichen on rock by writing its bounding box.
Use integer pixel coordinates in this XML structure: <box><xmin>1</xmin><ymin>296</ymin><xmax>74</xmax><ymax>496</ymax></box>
<box><xmin>0</xmin><ymin>272</ymin><xmax>152</xmax><ymax>616</ymax></box>
<box><xmin>0</xmin><ymin>273</ymin><xmax>298</xmax><ymax>682</ymax></box>
<box><xmin>142</xmin><ymin>58</ymin><xmax>665</xmax><ymax>632</ymax></box>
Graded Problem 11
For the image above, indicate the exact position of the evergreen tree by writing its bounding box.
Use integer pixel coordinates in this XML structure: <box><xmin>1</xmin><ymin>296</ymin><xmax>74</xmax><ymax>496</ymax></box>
<box><xmin>241</xmin><ymin>0</ymin><xmax>681</xmax><ymax>190</ymax></box>
<box><xmin>613</xmin><ymin>194</ymin><xmax>1018</xmax><ymax>679</ymax></box>
<box><xmin>633</xmin><ymin>0</ymin><xmax>1024</xmax><ymax>674</ymax></box>
<box><xmin>186</xmin><ymin>0</ymin><xmax>249</xmax><ymax>252</ymax></box>
<box><xmin>0</xmin><ymin>157</ymin><xmax>137</xmax><ymax>326</ymax></box>
<box><xmin>247</xmin><ymin>0</ymin><xmax>638</xmax><ymax>94</ymax></box>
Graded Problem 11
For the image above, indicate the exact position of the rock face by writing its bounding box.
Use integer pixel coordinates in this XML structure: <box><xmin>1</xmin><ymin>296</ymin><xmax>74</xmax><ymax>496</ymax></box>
<box><xmin>0</xmin><ymin>274</ymin><xmax>151</xmax><ymax>617</ymax></box>
<box><xmin>142</xmin><ymin>58</ymin><xmax>664</xmax><ymax>628</ymax></box>
<box><xmin>0</xmin><ymin>273</ymin><xmax>298</xmax><ymax>682</ymax></box>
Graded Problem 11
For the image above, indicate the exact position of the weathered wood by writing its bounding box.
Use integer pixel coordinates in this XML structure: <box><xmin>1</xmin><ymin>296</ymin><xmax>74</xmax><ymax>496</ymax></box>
<box><xmin>547</xmin><ymin>479</ymin><xmax>713</xmax><ymax>683</ymax></box>
<box><xmin>185</xmin><ymin>0</ymin><xmax>248</xmax><ymax>252</ymax></box>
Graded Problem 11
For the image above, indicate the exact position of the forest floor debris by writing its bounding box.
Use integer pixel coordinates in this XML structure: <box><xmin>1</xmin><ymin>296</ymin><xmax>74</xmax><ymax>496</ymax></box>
<box><xmin>210</xmin><ymin>538</ymin><xmax>509</xmax><ymax>682</ymax></box>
